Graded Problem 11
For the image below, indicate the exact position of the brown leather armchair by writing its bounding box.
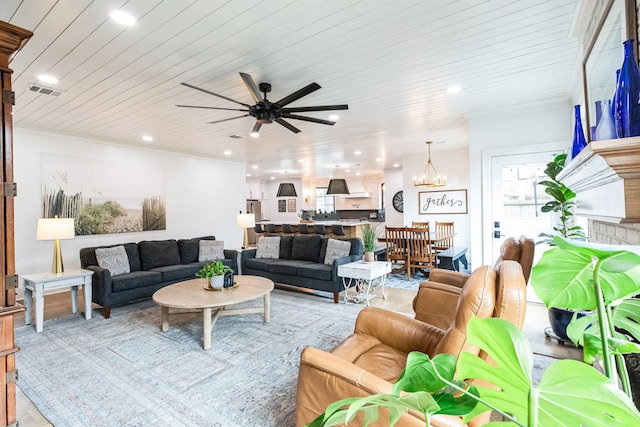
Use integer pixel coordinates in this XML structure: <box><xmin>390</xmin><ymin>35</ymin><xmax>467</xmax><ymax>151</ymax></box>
<box><xmin>414</xmin><ymin>235</ymin><xmax>534</xmax><ymax>329</ymax></box>
<box><xmin>296</xmin><ymin>261</ymin><xmax>527</xmax><ymax>427</ymax></box>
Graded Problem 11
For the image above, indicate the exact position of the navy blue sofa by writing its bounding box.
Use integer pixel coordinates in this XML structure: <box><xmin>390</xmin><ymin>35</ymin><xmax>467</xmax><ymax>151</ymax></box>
<box><xmin>80</xmin><ymin>236</ymin><xmax>238</xmax><ymax>318</ymax></box>
<box><xmin>241</xmin><ymin>235</ymin><xmax>363</xmax><ymax>303</ymax></box>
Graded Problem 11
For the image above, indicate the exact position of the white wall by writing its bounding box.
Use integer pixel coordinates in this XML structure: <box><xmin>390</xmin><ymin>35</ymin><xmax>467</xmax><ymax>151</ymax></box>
<box><xmin>14</xmin><ymin>129</ymin><xmax>246</xmax><ymax>285</ymax></box>
<box><xmin>468</xmin><ymin>102</ymin><xmax>571</xmax><ymax>265</ymax></box>
<box><xmin>383</xmin><ymin>168</ymin><xmax>403</xmax><ymax>226</ymax></box>
<box><xmin>401</xmin><ymin>148</ymin><xmax>471</xmax><ymax>263</ymax></box>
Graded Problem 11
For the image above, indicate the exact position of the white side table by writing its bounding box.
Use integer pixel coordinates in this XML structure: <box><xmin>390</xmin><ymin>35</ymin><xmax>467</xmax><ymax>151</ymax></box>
<box><xmin>22</xmin><ymin>269</ymin><xmax>94</xmax><ymax>333</ymax></box>
<box><xmin>338</xmin><ymin>261</ymin><xmax>391</xmax><ymax>306</ymax></box>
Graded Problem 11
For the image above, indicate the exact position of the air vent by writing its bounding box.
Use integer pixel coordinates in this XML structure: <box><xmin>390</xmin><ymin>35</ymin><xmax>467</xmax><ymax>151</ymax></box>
<box><xmin>228</xmin><ymin>134</ymin><xmax>245</xmax><ymax>139</ymax></box>
<box><xmin>26</xmin><ymin>84</ymin><xmax>64</xmax><ymax>97</ymax></box>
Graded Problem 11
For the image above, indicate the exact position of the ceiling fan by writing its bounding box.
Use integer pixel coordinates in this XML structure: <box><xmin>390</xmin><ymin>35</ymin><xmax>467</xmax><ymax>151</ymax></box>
<box><xmin>177</xmin><ymin>72</ymin><xmax>348</xmax><ymax>135</ymax></box>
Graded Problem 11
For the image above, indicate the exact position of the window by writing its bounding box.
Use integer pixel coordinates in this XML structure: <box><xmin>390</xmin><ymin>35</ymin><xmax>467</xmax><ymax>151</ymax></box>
<box><xmin>316</xmin><ymin>187</ymin><xmax>335</xmax><ymax>213</ymax></box>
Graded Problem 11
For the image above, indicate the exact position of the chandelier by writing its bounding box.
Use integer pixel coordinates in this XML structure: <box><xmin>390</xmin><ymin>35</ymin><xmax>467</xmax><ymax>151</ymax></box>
<box><xmin>413</xmin><ymin>141</ymin><xmax>446</xmax><ymax>187</ymax></box>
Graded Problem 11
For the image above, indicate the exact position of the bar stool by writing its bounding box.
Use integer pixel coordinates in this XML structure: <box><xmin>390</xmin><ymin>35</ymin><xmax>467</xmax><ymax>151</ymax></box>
<box><xmin>254</xmin><ymin>224</ymin><xmax>265</xmax><ymax>237</ymax></box>
<box><xmin>331</xmin><ymin>224</ymin><xmax>346</xmax><ymax>238</ymax></box>
<box><xmin>298</xmin><ymin>223</ymin><xmax>311</xmax><ymax>235</ymax></box>
<box><xmin>265</xmin><ymin>223</ymin><xmax>277</xmax><ymax>235</ymax></box>
<box><xmin>314</xmin><ymin>224</ymin><xmax>328</xmax><ymax>236</ymax></box>
<box><xmin>282</xmin><ymin>223</ymin><xmax>295</xmax><ymax>236</ymax></box>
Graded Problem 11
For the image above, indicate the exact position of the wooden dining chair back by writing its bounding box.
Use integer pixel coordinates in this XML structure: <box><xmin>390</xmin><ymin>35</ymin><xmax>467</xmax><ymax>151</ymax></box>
<box><xmin>385</xmin><ymin>226</ymin><xmax>410</xmax><ymax>280</ymax></box>
<box><xmin>411</xmin><ymin>221</ymin><xmax>430</xmax><ymax>228</ymax></box>
<box><xmin>407</xmin><ymin>226</ymin><xmax>435</xmax><ymax>279</ymax></box>
<box><xmin>434</xmin><ymin>221</ymin><xmax>454</xmax><ymax>252</ymax></box>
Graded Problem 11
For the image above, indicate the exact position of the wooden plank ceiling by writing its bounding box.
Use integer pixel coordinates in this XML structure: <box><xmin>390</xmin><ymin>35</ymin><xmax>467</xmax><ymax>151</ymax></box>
<box><xmin>1</xmin><ymin>0</ymin><xmax>579</xmax><ymax>179</ymax></box>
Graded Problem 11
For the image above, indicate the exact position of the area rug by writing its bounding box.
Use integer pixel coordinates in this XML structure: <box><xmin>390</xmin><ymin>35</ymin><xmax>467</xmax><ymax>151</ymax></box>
<box><xmin>16</xmin><ymin>288</ymin><xmax>552</xmax><ymax>427</ymax></box>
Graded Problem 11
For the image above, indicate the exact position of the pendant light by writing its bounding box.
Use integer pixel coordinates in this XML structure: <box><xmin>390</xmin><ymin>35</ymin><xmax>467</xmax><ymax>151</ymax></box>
<box><xmin>326</xmin><ymin>165</ymin><xmax>350</xmax><ymax>195</ymax></box>
<box><xmin>276</xmin><ymin>171</ymin><xmax>298</xmax><ymax>197</ymax></box>
<box><xmin>413</xmin><ymin>141</ymin><xmax>446</xmax><ymax>187</ymax></box>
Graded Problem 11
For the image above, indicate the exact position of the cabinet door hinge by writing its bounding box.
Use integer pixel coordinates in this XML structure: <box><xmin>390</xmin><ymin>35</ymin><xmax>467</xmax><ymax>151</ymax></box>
<box><xmin>6</xmin><ymin>369</ymin><xmax>18</xmax><ymax>383</ymax></box>
<box><xmin>2</xmin><ymin>89</ymin><xmax>15</xmax><ymax>105</ymax></box>
<box><xmin>3</xmin><ymin>182</ymin><xmax>17</xmax><ymax>197</ymax></box>
<box><xmin>5</xmin><ymin>274</ymin><xmax>17</xmax><ymax>289</ymax></box>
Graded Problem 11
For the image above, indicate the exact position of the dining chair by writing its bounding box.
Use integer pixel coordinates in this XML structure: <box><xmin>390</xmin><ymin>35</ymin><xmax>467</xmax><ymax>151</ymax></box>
<box><xmin>411</xmin><ymin>221</ymin><xmax>430</xmax><ymax>228</ymax></box>
<box><xmin>385</xmin><ymin>226</ymin><xmax>410</xmax><ymax>280</ymax></box>
<box><xmin>434</xmin><ymin>221</ymin><xmax>454</xmax><ymax>252</ymax></box>
<box><xmin>407</xmin><ymin>226</ymin><xmax>436</xmax><ymax>279</ymax></box>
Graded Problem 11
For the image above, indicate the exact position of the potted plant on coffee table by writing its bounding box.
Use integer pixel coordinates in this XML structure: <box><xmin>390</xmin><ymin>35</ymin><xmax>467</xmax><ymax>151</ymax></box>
<box><xmin>195</xmin><ymin>260</ymin><xmax>233</xmax><ymax>290</ymax></box>
<box><xmin>361</xmin><ymin>224</ymin><xmax>378</xmax><ymax>262</ymax></box>
<box><xmin>536</xmin><ymin>153</ymin><xmax>587</xmax><ymax>341</ymax></box>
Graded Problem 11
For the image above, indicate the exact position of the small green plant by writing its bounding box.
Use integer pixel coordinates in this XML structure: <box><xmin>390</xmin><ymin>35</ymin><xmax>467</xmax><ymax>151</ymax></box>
<box><xmin>361</xmin><ymin>224</ymin><xmax>378</xmax><ymax>253</ymax></box>
<box><xmin>537</xmin><ymin>153</ymin><xmax>586</xmax><ymax>245</ymax></box>
<box><xmin>195</xmin><ymin>260</ymin><xmax>232</xmax><ymax>278</ymax></box>
<box><xmin>308</xmin><ymin>316</ymin><xmax>640</xmax><ymax>426</ymax></box>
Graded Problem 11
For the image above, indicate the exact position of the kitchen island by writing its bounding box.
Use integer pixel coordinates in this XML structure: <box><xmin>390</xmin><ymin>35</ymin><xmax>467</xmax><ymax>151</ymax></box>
<box><xmin>257</xmin><ymin>221</ymin><xmax>375</xmax><ymax>239</ymax></box>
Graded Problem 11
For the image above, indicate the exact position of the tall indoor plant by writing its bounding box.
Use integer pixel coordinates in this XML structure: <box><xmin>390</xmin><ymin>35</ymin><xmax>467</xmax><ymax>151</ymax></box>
<box><xmin>537</xmin><ymin>153</ymin><xmax>587</xmax><ymax>340</ymax></box>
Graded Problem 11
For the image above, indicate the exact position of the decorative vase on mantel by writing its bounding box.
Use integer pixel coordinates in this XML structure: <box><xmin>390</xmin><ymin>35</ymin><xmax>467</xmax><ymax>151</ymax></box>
<box><xmin>571</xmin><ymin>105</ymin><xmax>587</xmax><ymax>159</ymax></box>
<box><xmin>595</xmin><ymin>99</ymin><xmax>617</xmax><ymax>141</ymax></box>
<box><xmin>614</xmin><ymin>39</ymin><xmax>640</xmax><ymax>138</ymax></box>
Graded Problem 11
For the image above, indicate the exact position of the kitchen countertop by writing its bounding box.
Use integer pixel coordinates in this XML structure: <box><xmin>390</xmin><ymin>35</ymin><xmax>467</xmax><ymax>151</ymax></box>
<box><xmin>257</xmin><ymin>220</ymin><xmax>371</xmax><ymax>226</ymax></box>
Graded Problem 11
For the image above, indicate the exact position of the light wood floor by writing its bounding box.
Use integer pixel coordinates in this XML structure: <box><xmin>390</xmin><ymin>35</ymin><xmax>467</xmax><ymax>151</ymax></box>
<box><xmin>14</xmin><ymin>285</ymin><xmax>581</xmax><ymax>427</ymax></box>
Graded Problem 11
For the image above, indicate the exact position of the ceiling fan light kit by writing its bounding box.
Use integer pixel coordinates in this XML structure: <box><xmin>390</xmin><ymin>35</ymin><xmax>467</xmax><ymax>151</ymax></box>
<box><xmin>413</xmin><ymin>141</ymin><xmax>446</xmax><ymax>187</ymax></box>
<box><xmin>178</xmin><ymin>72</ymin><xmax>348</xmax><ymax>135</ymax></box>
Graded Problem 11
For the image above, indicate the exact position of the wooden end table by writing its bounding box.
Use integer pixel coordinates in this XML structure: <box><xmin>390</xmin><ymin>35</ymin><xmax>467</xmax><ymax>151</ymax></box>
<box><xmin>152</xmin><ymin>275</ymin><xmax>274</xmax><ymax>350</ymax></box>
<box><xmin>22</xmin><ymin>269</ymin><xmax>94</xmax><ymax>333</ymax></box>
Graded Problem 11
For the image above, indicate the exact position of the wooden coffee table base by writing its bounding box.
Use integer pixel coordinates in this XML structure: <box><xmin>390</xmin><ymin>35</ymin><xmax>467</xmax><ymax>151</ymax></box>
<box><xmin>160</xmin><ymin>294</ymin><xmax>271</xmax><ymax>350</ymax></box>
<box><xmin>153</xmin><ymin>275</ymin><xmax>274</xmax><ymax>350</ymax></box>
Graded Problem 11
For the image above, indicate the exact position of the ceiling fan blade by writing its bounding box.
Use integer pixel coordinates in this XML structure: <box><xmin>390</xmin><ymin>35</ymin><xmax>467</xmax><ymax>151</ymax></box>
<box><xmin>275</xmin><ymin>118</ymin><xmax>301</xmax><ymax>133</ymax></box>
<box><xmin>206</xmin><ymin>114</ymin><xmax>250</xmax><ymax>124</ymax></box>
<box><xmin>274</xmin><ymin>82</ymin><xmax>321</xmax><ymax>107</ymax></box>
<box><xmin>281</xmin><ymin>105</ymin><xmax>349</xmax><ymax>113</ymax></box>
<box><xmin>239</xmin><ymin>72</ymin><xmax>263</xmax><ymax>104</ymax></box>
<box><xmin>281</xmin><ymin>113</ymin><xmax>336</xmax><ymax>126</ymax></box>
<box><xmin>176</xmin><ymin>105</ymin><xmax>249</xmax><ymax>112</ymax></box>
<box><xmin>251</xmin><ymin>121</ymin><xmax>262</xmax><ymax>134</ymax></box>
<box><xmin>181</xmin><ymin>82</ymin><xmax>250</xmax><ymax>107</ymax></box>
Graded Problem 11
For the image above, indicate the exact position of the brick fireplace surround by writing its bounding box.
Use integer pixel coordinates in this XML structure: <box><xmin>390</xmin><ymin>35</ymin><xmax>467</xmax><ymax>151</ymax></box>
<box><xmin>589</xmin><ymin>220</ymin><xmax>640</xmax><ymax>246</ymax></box>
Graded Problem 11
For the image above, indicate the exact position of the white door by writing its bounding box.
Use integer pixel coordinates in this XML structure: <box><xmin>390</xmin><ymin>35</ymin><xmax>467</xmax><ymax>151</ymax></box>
<box><xmin>484</xmin><ymin>147</ymin><xmax>565</xmax><ymax>302</ymax></box>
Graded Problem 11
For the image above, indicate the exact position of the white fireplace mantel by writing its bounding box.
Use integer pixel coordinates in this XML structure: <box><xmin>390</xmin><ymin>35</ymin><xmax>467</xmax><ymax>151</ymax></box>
<box><xmin>558</xmin><ymin>137</ymin><xmax>640</xmax><ymax>223</ymax></box>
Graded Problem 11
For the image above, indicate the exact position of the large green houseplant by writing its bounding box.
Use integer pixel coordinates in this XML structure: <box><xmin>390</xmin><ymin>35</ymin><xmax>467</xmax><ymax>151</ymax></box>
<box><xmin>308</xmin><ymin>316</ymin><xmax>640</xmax><ymax>426</ymax></box>
<box><xmin>531</xmin><ymin>236</ymin><xmax>640</xmax><ymax>399</ymax></box>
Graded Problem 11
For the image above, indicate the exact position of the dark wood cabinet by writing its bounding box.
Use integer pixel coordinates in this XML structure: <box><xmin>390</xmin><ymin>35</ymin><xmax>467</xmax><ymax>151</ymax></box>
<box><xmin>0</xmin><ymin>21</ymin><xmax>32</xmax><ymax>427</ymax></box>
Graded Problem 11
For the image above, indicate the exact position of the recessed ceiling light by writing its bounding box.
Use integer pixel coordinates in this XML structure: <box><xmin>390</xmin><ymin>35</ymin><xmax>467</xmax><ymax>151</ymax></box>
<box><xmin>246</xmin><ymin>173</ymin><xmax>252</xmax><ymax>177</ymax></box>
<box><xmin>37</xmin><ymin>75</ymin><xmax>58</xmax><ymax>85</ymax></box>
<box><xmin>250</xmin><ymin>132</ymin><xmax>259</xmax><ymax>138</ymax></box>
<box><xmin>252</xmin><ymin>165</ymin><xmax>258</xmax><ymax>169</ymax></box>
<box><xmin>354</xmin><ymin>150</ymin><xmax>361</xmax><ymax>155</ymax></box>
<box><xmin>298</xmin><ymin>159</ymin><xmax>304</xmax><ymax>163</ymax></box>
<box><xmin>223</xmin><ymin>150</ymin><xmax>232</xmax><ymax>155</ymax></box>
<box><xmin>141</xmin><ymin>135</ymin><xmax>153</xmax><ymax>142</ymax></box>
<box><xmin>270</xmin><ymin>176</ymin><xmax>275</xmax><ymax>180</ymax></box>
<box><xmin>304</xmin><ymin>173</ymin><xmax>309</xmax><ymax>177</ymax></box>
<box><xmin>376</xmin><ymin>158</ymin><xmax>382</xmax><ymax>162</ymax></box>
<box><xmin>447</xmin><ymin>85</ymin><xmax>462</xmax><ymax>94</ymax></box>
<box><xmin>110</xmin><ymin>10</ymin><xmax>136</xmax><ymax>26</ymax></box>
<box><xmin>356</xmin><ymin>172</ymin><xmax>361</xmax><ymax>176</ymax></box>
<box><xmin>393</xmin><ymin>163</ymin><xmax>400</xmax><ymax>168</ymax></box>
<box><xmin>345</xmin><ymin>169</ymin><xmax>351</xmax><ymax>173</ymax></box>
<box><xmin>329</xmin><ymin>114</ymin><xmax>340</xmax><ymax>121</ymax></box>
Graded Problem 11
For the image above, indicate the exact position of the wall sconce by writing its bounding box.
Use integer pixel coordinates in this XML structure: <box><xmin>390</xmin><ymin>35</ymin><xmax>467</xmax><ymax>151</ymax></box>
<box><xmin>303</xmin><ymin>190</ymin><xmax>310</xmax><ymax>203</ymax></box>
<box><xmin>36</xmin><ymin>216</ymin><xmax>75</xmax><ymax>273</ymax></box>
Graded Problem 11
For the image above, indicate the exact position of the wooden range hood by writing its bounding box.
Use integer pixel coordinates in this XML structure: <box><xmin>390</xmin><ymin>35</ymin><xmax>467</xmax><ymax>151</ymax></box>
<box><xmin>558</xmin><ymin>136</ymin><xmax>640</xmax><ymax>223</ymax></box>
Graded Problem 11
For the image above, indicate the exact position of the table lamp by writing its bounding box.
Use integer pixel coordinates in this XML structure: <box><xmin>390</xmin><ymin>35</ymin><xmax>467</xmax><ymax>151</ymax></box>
<box><xmin>36</xmin><ymin>216</ymin><xmax>75</xmax><ymax>273</ymax></box>
<box><xmin>237</xmin><ymin>213</ymin><xmax>255</xmax><ymax>249</ymax></box>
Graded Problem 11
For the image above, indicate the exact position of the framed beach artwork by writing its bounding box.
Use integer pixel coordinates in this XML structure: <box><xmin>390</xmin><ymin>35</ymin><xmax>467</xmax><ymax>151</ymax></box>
<box><xmin>41</xmin><ymin>153</ymin><xmax>166</xmax><ymax>235</ymax></box>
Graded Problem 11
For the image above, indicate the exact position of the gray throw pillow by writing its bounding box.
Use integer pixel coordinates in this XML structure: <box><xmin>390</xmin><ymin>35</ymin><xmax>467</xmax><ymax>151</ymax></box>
<box><xmin>256</xmin><ymin>236</ymin><xmax>280</xmax><ymax>259</ymax></box>
<box><xmin>95</xmin><ymin>245</ymin><xmax>130</xmax><ymax>276</ymax></box>
<box><xmin>199</xmin><ymin>240</ymin><xmax>225</xmax><ymax>262</ymax></box>
<box><xmin>324</xmin><ymin>239</ymin><xmax>352</xmax><ymax>265</ymax></box>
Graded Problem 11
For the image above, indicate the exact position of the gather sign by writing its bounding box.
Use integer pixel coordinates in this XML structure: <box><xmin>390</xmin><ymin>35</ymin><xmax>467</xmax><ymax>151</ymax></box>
<box><xmin>418</xmin><ymin>189</ymin><xmax>468</xmax><ymax>214</ymax></box>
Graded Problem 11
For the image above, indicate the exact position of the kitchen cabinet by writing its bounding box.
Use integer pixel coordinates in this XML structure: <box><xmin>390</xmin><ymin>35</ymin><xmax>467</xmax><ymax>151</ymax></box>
<box><xmin>246</xmin><ymin>179</ymin><xmax>264</xmax><ymax>199</ymax></box>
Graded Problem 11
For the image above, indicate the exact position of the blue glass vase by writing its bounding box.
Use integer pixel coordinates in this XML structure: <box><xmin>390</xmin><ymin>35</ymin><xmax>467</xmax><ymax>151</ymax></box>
<box><xmin>614</xmin><ymin>40</ymin><xmax>640</xmax><ymax>137</ymax></box>
<box><xmin>571</xmin><ymin>105</ymin><xmax>587</xmax><ymax>158</ymax></box>
<box><xmin>595</xmin><ymin>99</ymin><xmax>617</xmax><ymax>140</ymax></box>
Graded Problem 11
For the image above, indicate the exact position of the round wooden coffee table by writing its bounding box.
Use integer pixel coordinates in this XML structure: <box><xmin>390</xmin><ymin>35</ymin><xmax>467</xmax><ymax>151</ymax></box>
<box><xmin>152</xmin><ymin>275</ymin><xmax>274</xmax><ymax>350</ymax></box>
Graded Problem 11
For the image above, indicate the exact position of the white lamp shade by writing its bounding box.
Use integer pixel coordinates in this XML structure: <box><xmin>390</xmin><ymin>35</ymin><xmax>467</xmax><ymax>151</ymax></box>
<box><xmin>36</xmin><ymin>218</ymin><xmax>75</xmax><ymax>240</ymax></box>
<box><xmin>237</xmin><ymin>213</ymin><xmax>256</xmax><ymax>228</ymax></box>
